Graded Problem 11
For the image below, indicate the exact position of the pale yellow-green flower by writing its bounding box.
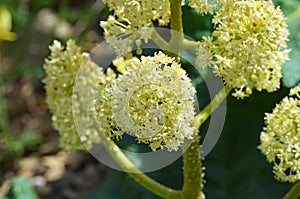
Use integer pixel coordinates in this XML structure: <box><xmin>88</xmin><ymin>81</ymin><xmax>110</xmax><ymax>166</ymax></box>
<box><xmin>101</xmin><ymin>0</ymin><xmax>170</xmax><ymax>57</ymax></box>
<box><xmin>259</xmin><ymin>84</ymin><xmax>300</xmax><ymax>183</ymax></box>
<box><xmin>110</xmin><ymin>52</ymin><xmax>196</xmax><ymax>151</ymax></box>
<box><xmin>44</xmin><ymin>40</ymin><xmax>105</xmax><ymax>151</ymax></box>
<box><xmin>102</xmin><ymin>0</ymin><xmax>170</xmax><ymax>27</ymax></box>
<box><xmin>196</xmin><ymin>0</ymin><xmax>290</xmax><ymax>99</ymax></box>
<box><xmin>189</xmin><ymin>0</ymin><xmax>217</xmax><ymax>15</ymax></box>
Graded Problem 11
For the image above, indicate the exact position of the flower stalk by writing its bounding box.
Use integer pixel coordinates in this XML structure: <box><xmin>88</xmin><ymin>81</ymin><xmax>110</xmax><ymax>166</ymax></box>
<box><xmin>168</xmin><ymin>0</ymin><xmax>184</xmax><ymax>58</ymax></box>
<box><xmin>96</xmin><ymin>128</ymin><xmax>182</xmax><ymax>199</ymax></box>
<box><xmin>193</xmin><ymin>87</ymin><xmax>231</xmax><ymax>129</ymax></box>
<box><xmin>181</xmin><ymin>134</ymin><xmax>205</xmax><ymax>199</ymax></box>
<box><xmin>283</xmin><ymin>181</ymin><xmax>300</xmax><ymax>199</ymax></box>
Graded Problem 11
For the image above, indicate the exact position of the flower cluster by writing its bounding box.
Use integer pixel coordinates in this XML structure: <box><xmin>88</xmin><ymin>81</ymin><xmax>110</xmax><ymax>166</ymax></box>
<box><xmin>44</xmin><ymin>40</ymin><xmax>105</xmax><ymax>151</ymax></box>
<box><xmin>100</xmin><ymin>0</ymin><xmax>170</xmax><ymax>57</ymax></box>
<box><xmin>102</xmin><ymin>0</ymin><xmax>170</xmax><ymax>27</ymax></box>
<box><xmin>189</xmin><ymin>0</ymin><xmax>217</xmax><ymax>15</ymax></box>
<box><xmin>195</xmin><ymin>0</ymin><xmax>290</xmax><ymax>99</ymax></box>
<box><xmin>108</xmin><ymin>52</ymin><xmax>196</xmax><ymax>151</ymax></box>
<box><xmin>259</xmin><ymin>84</ymin><xmax>300</xmax><ymax>183</ymax></box>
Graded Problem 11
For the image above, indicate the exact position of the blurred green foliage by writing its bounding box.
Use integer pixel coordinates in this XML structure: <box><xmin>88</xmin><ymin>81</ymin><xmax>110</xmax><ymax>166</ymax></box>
<box><xmin>0</xmin><ymin>57</ymin><xmax>42</xmax><ymax>163</ymax></box>
<box><xmin>276</xmin><ymin>0</ymin><xmax>300</xmax><ymax>87</ymax></box>
<box><xmin>1</xmin><ymin>0</ymin><xmax>99</xmax><ymax>26</ymax></box>
<box><xmin>0</xmin><ymin>177</ymin><xmax>38</xmax><ymax>199</ymax></box>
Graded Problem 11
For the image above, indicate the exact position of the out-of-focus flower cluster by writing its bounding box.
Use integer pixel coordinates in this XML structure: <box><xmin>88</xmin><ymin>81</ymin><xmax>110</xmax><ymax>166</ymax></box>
<box><xmin>101</xmin><ymin>0</ymin><xmax>170</xmax><ymax>57</ymax></box>
<box><xmin>44</xmin><ymin>40</ymin><xmax>107</xmax><ymax>151</ymax></box>
<box><xmin>0</xmin><ymin>5</ymin><xmax>17</xmax><ymax>43</ymax></box>
<box><xmin>109</xmin><ymin>52</ymin><xmax>196</xmax><ymax>151</ymax></box>
<box><xmin>195</xmin><ymin>0</ymin><xmax>290</xmax><ymax>99</ymax></box>
<box><xmin>259</xmin><ymin>84</ymin><xmax>300</xmax><ymax>183</ymax></box>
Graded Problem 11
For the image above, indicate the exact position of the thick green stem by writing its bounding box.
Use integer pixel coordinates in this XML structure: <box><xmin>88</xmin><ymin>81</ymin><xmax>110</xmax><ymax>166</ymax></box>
<box><xmin>193</xmin><ymin>87</ymin><xmax>231</xmax><ymax>129</ymax></box>
<box><xmin>181</xmin><ymin>134</ymin><xmax>205</xmax><ymax>199</ymax></box>
<box><xmin>179</xmin><ymin>87</ymin><xmax>230</xmax><ymax>199</ymax></box>
<box><xmin>96</xmin><ymin>130</ymin><xmax>181</xmax><ymax>199</ymax></box>
<box><xmin>169</xmin><ymin>0</ymin><xmax>184</xmax><ymax>57</ymax></box>
<box><xmin>284</xmin><ymin>181</ymin><xmax>300</xmax><ymax>199</ymax></box>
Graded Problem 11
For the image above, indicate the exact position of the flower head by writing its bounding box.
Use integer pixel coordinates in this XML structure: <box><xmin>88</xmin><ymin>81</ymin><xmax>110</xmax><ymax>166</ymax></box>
<box><xmin>103</xmin><ymin>0</ymin><xmax>170</xmax><ymax>27</ymax></box>
<box><xmin>259</xmin><ymin>84</ymin><xmax>300</xmax><ymax>182</ymax></box>
<box><xmin>101</xmin><ymin>0</ymin><xmax>170</xmax><ymax>57</ymax></box>
<box><xmin>196</xmin><ymin>0</ymin><xmax>290</xmax><ymax>99</ymax></box>
<box><xmin>110</xmin><ymin>52</ymin><xmax>196</xmax><ymax>151</ymax></box>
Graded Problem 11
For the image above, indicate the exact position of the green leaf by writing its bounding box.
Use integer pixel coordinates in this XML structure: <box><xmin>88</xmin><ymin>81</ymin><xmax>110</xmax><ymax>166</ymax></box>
<box><xmin>5</xmin><ymin>177</ymin><xmax>38</xmax><ymax>199</ymax></box>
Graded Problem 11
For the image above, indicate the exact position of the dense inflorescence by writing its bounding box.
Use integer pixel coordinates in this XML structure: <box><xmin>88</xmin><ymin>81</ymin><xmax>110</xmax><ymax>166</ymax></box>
<box><xmin>195</xmin><ymin>0</ymin><xmax>290</xmax><ymax>99</ymax></box>
<box><xmin>110</xmin><ymin>52</ymin><xmax>196</xmax><ymax>151</ymax></box>
<box><xmin>259</xmin><ymin>84</ymin><xmax>300</xmax><ymax>183</ymax></box>
<box><xmin>100</xmin><ymin>0</ymin><xmax>171</xmax><ymax>57</ymax></box>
